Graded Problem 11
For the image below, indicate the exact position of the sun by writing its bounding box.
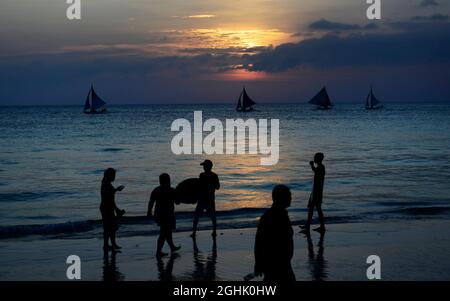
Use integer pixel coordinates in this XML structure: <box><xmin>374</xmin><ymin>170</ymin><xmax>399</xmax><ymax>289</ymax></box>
<box><xmin>169</xmin><ymin>27</ymin><xmax>293</xmax><ymax>53</ymax></box>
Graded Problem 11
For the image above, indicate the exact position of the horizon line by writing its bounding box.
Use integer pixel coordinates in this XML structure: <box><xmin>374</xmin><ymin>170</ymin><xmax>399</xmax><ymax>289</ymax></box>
<box><xmin>1</xmin><ymin>100</ymin><xmax>449</xmax><ymax>107</ymax></box>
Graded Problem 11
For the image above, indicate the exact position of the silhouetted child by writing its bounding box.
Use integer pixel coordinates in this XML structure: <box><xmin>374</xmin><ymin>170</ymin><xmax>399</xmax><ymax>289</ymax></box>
<box><xmin>301</xmin><ymin>152</ymin><xmax>326</xmax><ymax>233</ymax></box>
<box><xmin>148</xmin><ymin>173</ymin><xmax>181</xmax><ymax>257</ymax></box>
<box><xmin>100</xmin><ymin>168</ymin><xmax>125</xmax><ymax>252</ymax></box>
<box><xmin>254</xmin><ymin>185</ymin><xmax>296</xmax><ymax>281</ymax></box>
<box><xmin>191</xmin><ymin>159</ymin><xmax>220</xmax><ymax>238</ymax></box>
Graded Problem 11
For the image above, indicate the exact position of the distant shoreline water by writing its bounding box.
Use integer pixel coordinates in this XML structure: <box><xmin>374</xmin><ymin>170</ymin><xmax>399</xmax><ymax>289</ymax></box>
<box><xmin>1</xmin><ymin>101</ymin><xmax>450</xmax><ymax>107</ymax></box>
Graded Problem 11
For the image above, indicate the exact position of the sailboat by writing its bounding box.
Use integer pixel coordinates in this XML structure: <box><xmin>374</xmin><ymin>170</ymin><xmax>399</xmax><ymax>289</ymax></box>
<box><xmin>236</xmin><ymin>87</ymin><xmax>256</xmax><ymax>112</ymax></box>
<box><xmin>83</xmin><ymin>85</ymin><xmax>107</xmax><ymax>114</ymax></box>
<box><xmin>365</xmin><ymin>87</ymin><xmax>383</xmax><ymax>110</ymax></box>
<box><xmin>308</xmin><ymin>86</ymin><xmax>333</xmax><ymax>110</ymax></box>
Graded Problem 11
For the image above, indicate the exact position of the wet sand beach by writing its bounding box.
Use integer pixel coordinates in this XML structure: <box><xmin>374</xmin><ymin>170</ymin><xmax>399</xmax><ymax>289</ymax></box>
<box><xmin>1</xmin><ymin>219</ymin><xmax>449</xmax><ymax>281</ymax></box>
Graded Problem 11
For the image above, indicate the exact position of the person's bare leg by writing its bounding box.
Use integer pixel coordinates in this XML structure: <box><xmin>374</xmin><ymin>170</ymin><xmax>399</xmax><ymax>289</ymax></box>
<box><xmin>111</xmin><ymin>232</ymin><xmax>121</xmax><ymax>249</ymax></box>
<box><xmin>191</xmin><ymin>216</ymin><xmax>199</xmax><ymax>237</ymax></box>
<box><xmin>306</xmin><ymin>206</ymin><xmax>314</xmax><ymax>229</ymax></box>
<box><xmin>191</xmin><ymin>205</ymin><xmax>201</xmax><ymax>237</ymax></box>
<box><xmin>103</xmin><ymin>232</ymin><xmax>110</xmax><ymax>251</ymax></box>
<box><xmin>166</xmin><ymin>230</ymin><xmax>181</xmax><ymax>252</ymax></box>
<box><xmin>316</xmin><ymin>205</ymin><xmax>325</xmax><ymax>230</ymax></box>
<box><xmin>156</xmin><ymin>233</ymin><xmax>168</xmax><ymax>257</ymax></box>
<box><xmin>211</xmin><ymin>211</ymin><xmax>217</xmax><ymax>237</ymax></box>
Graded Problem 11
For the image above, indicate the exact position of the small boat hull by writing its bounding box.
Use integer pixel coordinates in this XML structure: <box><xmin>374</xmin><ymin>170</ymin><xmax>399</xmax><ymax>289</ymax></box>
<box><xmin>365</xmin><ymin>106</ymin><xmax>383</xmax><ymax>110</ymax></box>
<box><xmin>84</xmin><ymin>108</ymin><xmax>107</xmax><ymax>114</ymax></box>
<box><xmin>236</xmin><ymin>107</ymin><xmax>254</xmax><ymax>112</ymax></box>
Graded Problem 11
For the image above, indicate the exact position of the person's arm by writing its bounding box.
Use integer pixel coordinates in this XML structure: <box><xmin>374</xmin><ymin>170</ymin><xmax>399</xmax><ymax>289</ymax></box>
<box><xmin>114</xmin><ymin>202</ymin><xmax>120</xmax><ymax>214</ymax></box>
<box><xmin>215</xmin><ymin>174</ymin><xmax>220</xmax><ymax>190</ymax></box>
<box><xmin>110</xmin><ymin>184</ymin><xmax>123</xmax><ymax>214</ymax></box>
<box><xmin>111</xmin><ymin>185</ymin><xmax>125</xmax><ymax>215</ymax></box>
<box><xmin>309</xmin><ymin>161</ymin><xmax>317</xmax><ymax>172</ymax></box>
<box><xmin>147</xmin><ymin>190</ymin><xmax>156</xmax><ymax>217</ymax></box>
<box><xmin>254</xmin><ymin>217</ymin><xmax>265</xmax><ymax>276</ymax></box>
<box><xmin>286</xmin><ymin>218</ymin><xmax>294</xmax><ymax>260</ymax></box>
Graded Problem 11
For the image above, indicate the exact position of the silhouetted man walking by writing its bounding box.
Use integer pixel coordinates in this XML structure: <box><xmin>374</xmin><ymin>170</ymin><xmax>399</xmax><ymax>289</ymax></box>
<box><xmin>254</xmin><ymin>185</ymin><xmax>296</xmax><ymax>281</ymax></box>
<box><xmin>191</xmin><ymin>160</ymin><xmax>220</xmax><ymax>238</ymax></box>
<box><xmin>148</xmin><ymin>173</ymin><xmax>181</xmax><ymax>257</ymax></box>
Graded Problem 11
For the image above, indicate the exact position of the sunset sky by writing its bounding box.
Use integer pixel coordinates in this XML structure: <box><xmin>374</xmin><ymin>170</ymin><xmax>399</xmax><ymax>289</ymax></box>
<box><xmin>1</xmin><ymin>0</ymin><xmax>450</xmax><ymax>104</ymax></box>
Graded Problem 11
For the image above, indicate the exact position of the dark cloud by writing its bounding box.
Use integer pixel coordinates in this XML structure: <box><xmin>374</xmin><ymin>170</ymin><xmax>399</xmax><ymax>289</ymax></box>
<box><xmin>1</xmin><ymin>19</ymin><xmax>450</xmax><ymax>104</ymax></box>
<box><xmin>245</xmin><ymin>22</ymin><xmax>450</xmax><ymax>72</ymax></box>
<box><xmin>419</xmin><ymin>0</ymin><xmax>439</xmax><ymax>7</ymax></box>
<box><xmin>0</xmin><ymin>52</ymin><xmax>240</xmax><ymax>84</ymax></box>
<box><xmin>411</xmin><ymin>14</ymin><xmax>449</xmax><ymax>21</ymax></box>
<box><xmin>307</xmin><ymin>19</ymin><xmax>378</xmax><ymax>32</ymax></box>
<box><xmin>309</xmin><ymin>19</ymin><xmax>360</xmax><ymax>31</ymax></box>
<box><xmin>0</xmin><ymin>51</ymin><xmax>246</xmax><ymax>104</ymax></box>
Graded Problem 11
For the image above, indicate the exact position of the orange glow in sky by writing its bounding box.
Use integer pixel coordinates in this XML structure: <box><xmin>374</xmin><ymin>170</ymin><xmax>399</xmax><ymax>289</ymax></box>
<box><xmin>187</xmin><ymin>28</ymin><xmax>291</xmax><ymax>49</ymax></box>
<box><xmin>217</xmin><ymin>69</ymin><xmax>269</xmax><ymax>81</ymax></box>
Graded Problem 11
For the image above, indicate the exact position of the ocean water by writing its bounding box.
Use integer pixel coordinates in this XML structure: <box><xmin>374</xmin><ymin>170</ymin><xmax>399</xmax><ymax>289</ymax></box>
<box><xmin>1</xmin><ymin>103</ymin><xmax>450</xmax><ymax>239</ymax></box>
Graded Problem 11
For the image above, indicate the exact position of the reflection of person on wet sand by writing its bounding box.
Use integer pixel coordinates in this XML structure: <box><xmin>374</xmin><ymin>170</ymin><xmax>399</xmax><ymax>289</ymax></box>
<box><xmin>100</xmin><ymin>168</ymin><xmax>125</xmax><ymax>252</ymax></box>
<box><xmin>103</xmin><ymin>251</ymin><xmax>124</xmax><ymax>281</ymax></box>
<box><xmin>148</xmin><ymin>173</ymin><xmax>181</xmax><ymax>257</ymax></box>
<box><xmin>301</xmin><ymin>152</ymin><xmax>326</xmax><ymax>233</ymax></box>
<box><xmin>305</xmin><ymin>232</ymin><xmax>328</xmax><ymax>281</ymax></box>
<box><xmin>254</xmin><ymin>185</ymin><xmax>296</xmax><ymax>281</ymax></box>
<box><xmin>191</xmin><ymin>160</ymin><xmax>220</xmax><ymax>238</ymax></box>
<box><xmin>190</xmin><ymin>236</ymin><xmax>218</xmax><ymax>281</ymax></box>
<box><xmin>157</xmin><ymin>253</ymin><xmax>179</xmax><ymax>281</ymax></box>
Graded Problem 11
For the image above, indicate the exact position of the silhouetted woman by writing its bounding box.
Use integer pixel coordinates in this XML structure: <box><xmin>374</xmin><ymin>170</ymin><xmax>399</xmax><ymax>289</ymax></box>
<box><xmin>148</xmin><ymin>173</ymin><xmax>181</xmax><ymax>257</ymax></box>
<box><xmin>100</xmin><ymin>168</ymin><xmax>125</xmax><ymax>252</ymax></box>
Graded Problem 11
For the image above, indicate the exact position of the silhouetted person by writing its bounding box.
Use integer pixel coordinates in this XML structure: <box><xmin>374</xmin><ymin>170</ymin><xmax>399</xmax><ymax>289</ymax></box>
<box><xmin>305</xmin><ymin>232</ymin><xmax>328</xmax><ymax>281</ymax></box>
<box><xmin>191</xmin><ymin>160</ymin><xmax>220</xmax><ymax>238</ymax></box>
<box><xmin>100</xmin><ymin>168</ymin><xmax>125</xmax><ymax>252</ymax></box>
<box><xmin>148</xmin><ymin>173</ymin><xmax>181</xmax><ymax>257</ymax></box>
<box><xmin>301</xmin><ymin>152</ymin><xmax>326</xmax><ymax>233</ymax></box>
<box><xmin>254</xmin><ymin>185</ymin><xmax>296</xmax><ymax>281</ymax></box>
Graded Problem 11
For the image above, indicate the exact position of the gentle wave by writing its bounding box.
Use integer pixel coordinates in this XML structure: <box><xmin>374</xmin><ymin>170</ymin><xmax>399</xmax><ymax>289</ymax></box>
<box><xmin>1</xmin><ymin>206</ymin><xmax>449</xmax><ymax>239</ymax></box>
<box><xmin>0</xmin><ymin>220</ymin><xmax>98</xmax><ymax>239</ymax></box>
<box><xmin>0</xmin><ymin>208</ymin><xmax>266</xmax><ymax>239</ymax></box>
<box><xmin>0</xmin><ymin>191</ymin><xmax>75</xmax><ymax>203</ymax></box>
<box><xmin>385</xmin><ymin>206</ymin><xmax>450</xmax><ymax>216</ymax></box>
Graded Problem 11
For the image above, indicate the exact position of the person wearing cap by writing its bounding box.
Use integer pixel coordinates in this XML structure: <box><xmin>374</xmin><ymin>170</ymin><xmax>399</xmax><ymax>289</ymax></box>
<box><xmin>191</xmin><ymin>159</ymin><xmax>220</xmax><ymax>237</ymax></box>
